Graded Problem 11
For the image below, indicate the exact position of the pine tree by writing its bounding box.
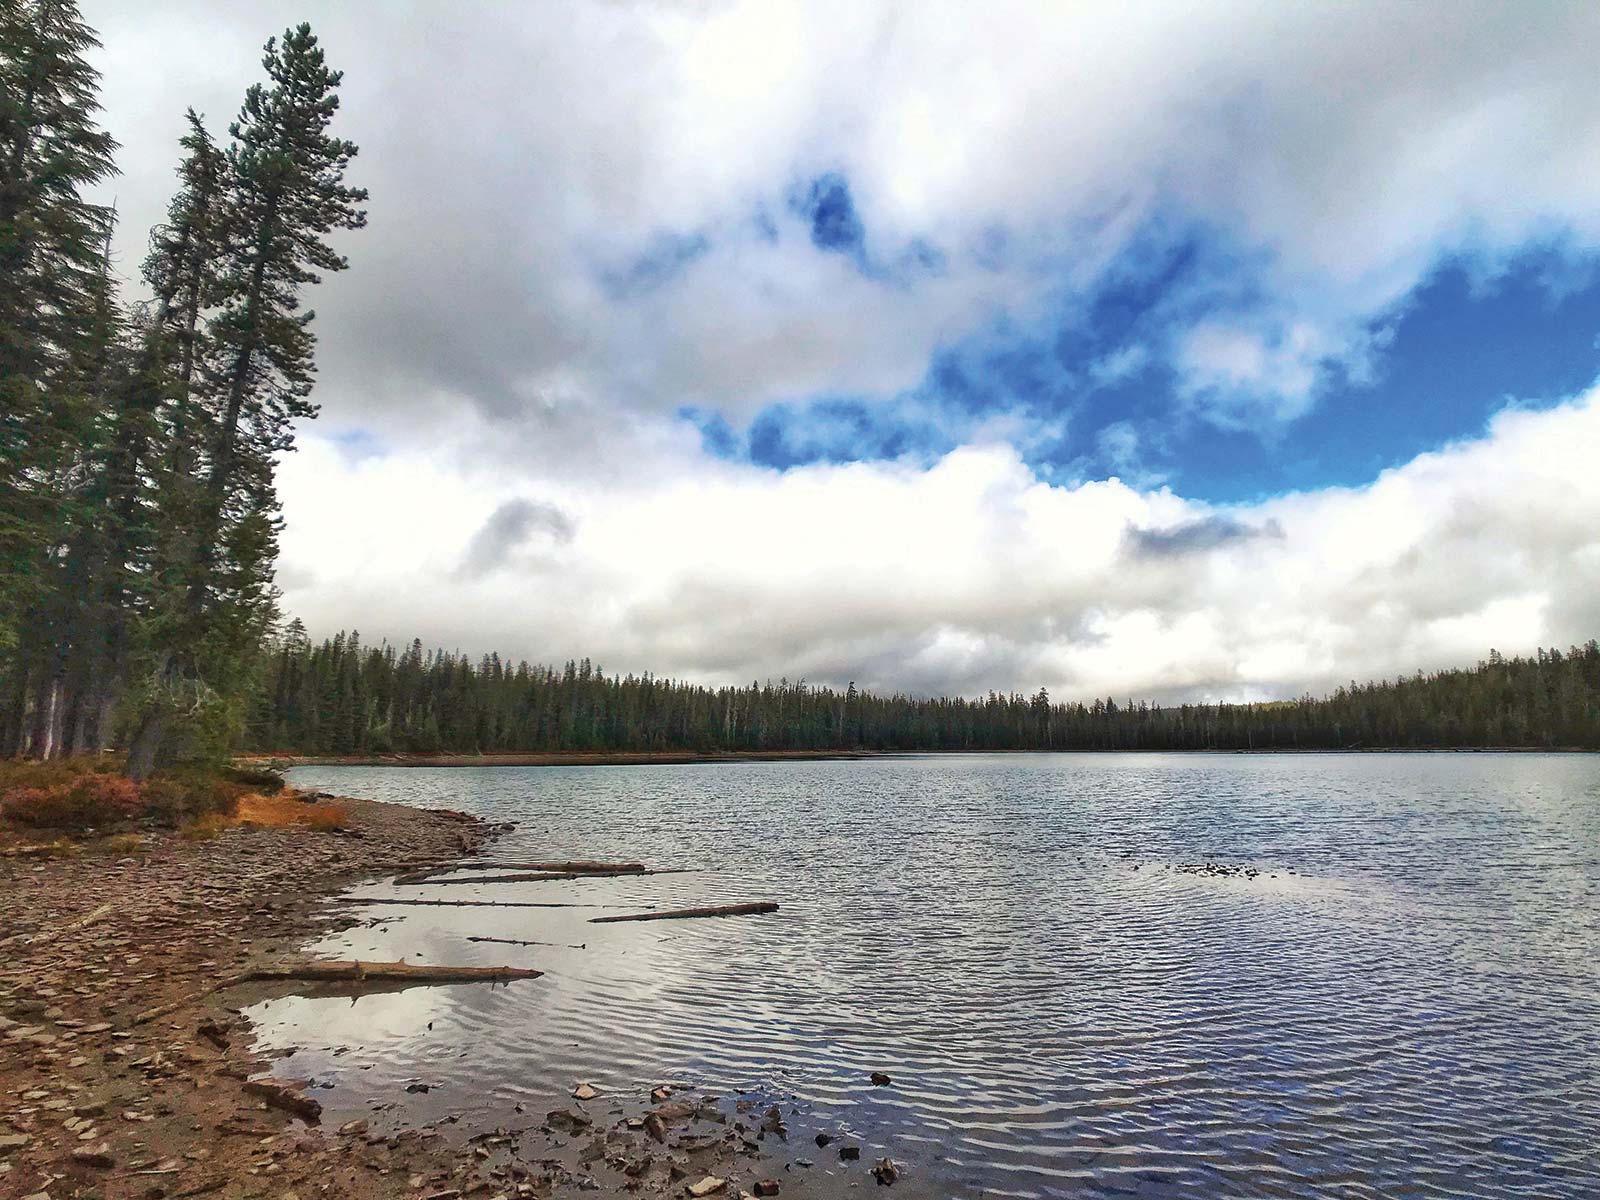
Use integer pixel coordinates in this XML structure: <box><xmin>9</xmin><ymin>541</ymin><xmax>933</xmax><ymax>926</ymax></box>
<box><xmin>0</xmin><ymin>0</ymin><xmax>118</xmax><ymax>752</ymax></box>
<box><xmin>125</xmin><ymin>24</ymin><xmax>365</xmax><ymax>777</ymax></box>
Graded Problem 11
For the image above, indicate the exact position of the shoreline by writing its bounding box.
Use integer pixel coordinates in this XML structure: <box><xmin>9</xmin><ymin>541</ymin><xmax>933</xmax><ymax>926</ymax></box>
<box><xmin>0</xmin><ymin>793</ymin><xmax>505</xmax><ymax>1198</ymax></box>
<box><xmin>1</xmin><ymin>786</ymin><xmax>877</xmax><ymax>1199</ymax></box>
<box><xmin>246</xmin><ymin>744</ymin><xmax>1599</xmax><ymax>769</ymax></box>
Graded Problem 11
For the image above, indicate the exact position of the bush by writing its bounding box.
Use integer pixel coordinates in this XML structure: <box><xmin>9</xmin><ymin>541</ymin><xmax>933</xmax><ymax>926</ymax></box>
<box><xmin>3</xmin><ymin>773</ymin><xmax>144</xmax><ymax>828</ymax></box>
<box><xmin>141</xmin><ymin>769</ymin><xmax>245</xmax><ymax>825</ymax></box>
<box><xmin>0</xmin><ymin>757</ymin><xmax>246</xmax><ymax>831</ymax></box>
<box><xmin>225</xmin><ymin>765</ymin><xmax>286</xmax><ymax>794</ymax></box>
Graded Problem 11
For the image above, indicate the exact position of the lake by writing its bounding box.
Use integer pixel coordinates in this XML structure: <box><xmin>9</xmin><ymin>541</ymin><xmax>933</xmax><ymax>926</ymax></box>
<box><xmin>265</xmin><ymin>753</ymin><xmax>1600</xmax><ymax>1198</ymax></box>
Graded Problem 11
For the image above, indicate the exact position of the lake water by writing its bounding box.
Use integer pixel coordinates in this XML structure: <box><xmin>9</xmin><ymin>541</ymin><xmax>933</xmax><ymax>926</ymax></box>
<box><xmin>267</xmin><ymin>753</ymin><xmax>1600</xmax><ymax>1198</ymax></box>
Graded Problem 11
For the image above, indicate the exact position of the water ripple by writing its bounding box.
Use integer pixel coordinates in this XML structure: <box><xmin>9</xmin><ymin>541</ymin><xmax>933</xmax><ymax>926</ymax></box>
<box><xmin>249</xmin><ymin>752</ymin><xmax>1600</xmax><ymax>1199</ymax></box>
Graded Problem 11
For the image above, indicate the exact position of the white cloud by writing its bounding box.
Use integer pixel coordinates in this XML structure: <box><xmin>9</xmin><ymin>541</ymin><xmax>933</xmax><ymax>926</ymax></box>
<box><xmin>83</xmin><ymin>0</ymin><xmax>1600</xmax><ymax>440</ymax></box>
<box><xmin>73</xmin><ymin>2</ymin><xmax>1600</xmax><ymax>696</ymax></box>
<box><xmin>274</xmin><ymin>385</ymin><xmax>1600</xmax><ymax>703</ymax></box>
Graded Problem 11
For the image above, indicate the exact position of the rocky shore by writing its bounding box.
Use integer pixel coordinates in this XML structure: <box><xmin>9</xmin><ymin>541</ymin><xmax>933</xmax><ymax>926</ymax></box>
<box><xmin>1</xmin><ymin>794</ymin><xmax>890</xmax><ymax>1200</ymax></box>
<box><xmin>0</xmin><ymin>794</ymin><xmax>502</xmax><ymax>1199</ymax></box>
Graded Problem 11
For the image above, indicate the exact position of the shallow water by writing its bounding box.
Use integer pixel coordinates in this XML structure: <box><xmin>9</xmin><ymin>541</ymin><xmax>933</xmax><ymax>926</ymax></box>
<box><xmin>262</xmin><ymin>752</ymin><xmax>1600</xmax><ymax>1198</ymax></box>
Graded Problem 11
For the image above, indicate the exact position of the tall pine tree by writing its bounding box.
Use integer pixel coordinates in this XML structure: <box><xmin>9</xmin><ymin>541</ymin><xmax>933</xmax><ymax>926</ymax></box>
<box><xmin>0</xmin><ymin>0</ymin><xmax>117</xmax><ymax>753</ymax></box>
<box><xmin>125</xmin><ymin>24</ymin><xmax>365</xmax><ymax>777</ymax></box>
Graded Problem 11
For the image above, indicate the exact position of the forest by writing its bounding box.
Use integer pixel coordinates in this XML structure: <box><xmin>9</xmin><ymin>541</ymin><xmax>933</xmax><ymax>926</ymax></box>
<box><xmin>1</xmin><ymin>2</ymin><xmax>366</xmax><ymax>775</ymax></box>
<box><xmin>250</xmin><ymin>631</ymin><xmax>1600</xmax><ymax>754</ymax></box>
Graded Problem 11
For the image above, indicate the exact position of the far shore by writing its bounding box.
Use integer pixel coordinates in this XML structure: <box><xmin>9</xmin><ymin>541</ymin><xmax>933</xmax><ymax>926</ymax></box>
<box><xmin>242</xmin><ymin>745</ymin><xmax>1599</xmax><ymax>769</ymax></box>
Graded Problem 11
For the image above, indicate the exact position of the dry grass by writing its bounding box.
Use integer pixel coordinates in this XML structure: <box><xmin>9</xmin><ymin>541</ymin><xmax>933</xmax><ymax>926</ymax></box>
<box><xmin>238</xmin><ymin>791</ymin><xmax>348</xmax><ymax>830</ymax></box>
<box><xmin>182</xmin><ymin>790</ymin><xmax>349</xmax><ymax>837</ymax></box>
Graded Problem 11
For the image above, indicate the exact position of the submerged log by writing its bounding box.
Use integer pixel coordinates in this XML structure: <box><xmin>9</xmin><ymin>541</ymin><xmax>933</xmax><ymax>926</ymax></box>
<box><xmin>394</xmin><ymin>859</ymin><xmax>648</xmax><ymax>884</ymax></box>
<box><xmin>399</xmin><ymin>868</ymin><xmax>698</xmax><ymax>886</ymax></box>
<box><xmin>337</xmin><ymin>897</ymin><xmax>652</xmax><ymax>910</ymax></box>
<box><xmin>234</xmin><ymin>959</ymin><xmax>542</xmax><ymax>984</ymax></box>
<box><xmin>132</xmin><ymin>956</ymin><xmax>544</xmax><ymax>1025</ymax></box>
<box><xmin>590</xmin><ymin>902</ymin><xmax>779</xmax><ymax>924</ymax></box>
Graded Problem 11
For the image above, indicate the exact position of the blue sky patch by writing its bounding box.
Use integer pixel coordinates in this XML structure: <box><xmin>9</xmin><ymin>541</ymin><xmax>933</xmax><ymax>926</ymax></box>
<box><xmin>686</xmin><ymin>243</ymin><xmax>1600</xmax><ymax>501</ymax></box>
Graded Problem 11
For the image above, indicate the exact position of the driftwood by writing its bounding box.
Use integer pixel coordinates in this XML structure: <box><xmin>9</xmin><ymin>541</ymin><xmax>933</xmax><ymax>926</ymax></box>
<box><xmin>337</xmin><ymin>897</ymin><xmax>651</xmax><ymax>910</ymax></box>
<box><xmin>467</xmin><ymin>935</ymin><xmax>587</xmax><ymax>949</ymax></box>
<box><xmin>233</xmin><ymin>959</ymin><xmax>542</xmax><ymax>984</ymax></box>
<box><xmin>590</xmin><ymin>902</ymin><xmax>779</xmax><ymax>924</ymax></box>
<box><xmin>394</xmin><ymin>859</ymin><xmax>647</xmax><ymax>884</ymax></box>
<box><xmin>132</xmin><ymin>958</ymin><xmax>542</xmax><ymax>1025</ymax></box>
<box><xmin>399</xmin><ymin>868</ymin><xmax>698</xmax><ymax>886</ymax></box>
<box><xmin>2</xmin><ymin>901</ymin><xmax>117</xmax><ymax>949</ymax></box>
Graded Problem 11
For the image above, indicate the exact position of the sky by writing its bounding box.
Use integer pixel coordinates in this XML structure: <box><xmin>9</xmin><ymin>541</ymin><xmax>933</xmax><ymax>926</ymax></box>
<box><xmin>81</xmin><ymin>0</ymin><xmax>1600</xmax><ymax>703</ymax></box>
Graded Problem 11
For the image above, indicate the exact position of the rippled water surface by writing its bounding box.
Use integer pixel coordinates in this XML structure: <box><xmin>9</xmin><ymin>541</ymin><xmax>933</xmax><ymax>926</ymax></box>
<box><xmin>266</xmin><ymin>753</ymin><xmax>1600</xmax><ymax>1198</ymax></box>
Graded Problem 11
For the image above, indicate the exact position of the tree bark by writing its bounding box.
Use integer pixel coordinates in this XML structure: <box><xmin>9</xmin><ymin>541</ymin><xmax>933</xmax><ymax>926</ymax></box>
<box><xmin>125</xmin><ymin>705</ymin><xmax>168</xmax><ymax>780</ymax></box>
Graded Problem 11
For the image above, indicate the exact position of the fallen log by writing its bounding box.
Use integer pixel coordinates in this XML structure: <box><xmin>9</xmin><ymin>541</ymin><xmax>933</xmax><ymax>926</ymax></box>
<box><xmin>337</xmin><ymin>897</ymin><xmax>653</xmax><ymax>909</ymax></box>
<box><xmin>394</xmin><ymin>859</ymin><xmax>648</xmax><ymax>884</ymax></box>
<box><xmin>233</xmin><ymin>959</ymin><xmax>543</xmax><ymax>984</ymax></box>
<box><xmin>467</xmin><ymin>935</ymin><xmax>587</xmax><ymax>949</ymax></box>
<box><xmin>590</xmin><ymin>902</ymin><xmax>779</xmax><ymax>924</ymax></box>
<box><xmin>399</xmin><ymin>868</ymin><xmax>698</xmax><ymax>886</ymax></box>
<box><xmin>132</xmin><ymin>958</ymin><xmax>543</xmax><ymax>1026</ymax></box>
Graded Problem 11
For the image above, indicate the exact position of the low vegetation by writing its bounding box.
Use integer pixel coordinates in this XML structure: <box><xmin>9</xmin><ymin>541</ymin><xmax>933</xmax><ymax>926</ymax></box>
<box><xmin>0</xmin><ymin>758</ymin><xmax>300</xmax><ymax>835</ymax></box>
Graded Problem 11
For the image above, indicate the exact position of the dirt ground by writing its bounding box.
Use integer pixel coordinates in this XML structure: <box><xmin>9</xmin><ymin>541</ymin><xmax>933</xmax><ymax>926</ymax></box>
<box><xmin>0</xmin><ymin>796</ymin><xmax>886</xmax><ymax>1200</ymax></box>
<box><xmin>0</xmin><ymin>795</ymin><xmax>506</xmax><ymax>1200</ymax></box>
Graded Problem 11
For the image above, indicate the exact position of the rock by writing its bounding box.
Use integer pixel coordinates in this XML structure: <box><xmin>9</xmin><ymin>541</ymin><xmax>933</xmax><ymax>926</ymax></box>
<box><xmin>242</xmin><ymin>1079</ymin><xmax>323</xmax><ymax>1123</ymax></box>
<box><xmin>338</xmin><ymin>1119</ymin><xmax>369</xmax><ymax>1136</ymax></box>
<box><xmin>871</xmin><ymin>1158</ymin><xmax>899</xmax><ymax>1186</ymax></box>
<box><xmin>838</xmin><ymin>1146</ymin><xmax>860</xmax><ymax>1161</ymax></box>
<box><xmin>71</xmin><ymin>1144</ymin><xmax>116</xmax><ymax>1169</ymax></box>
<box><xmin>545</xmin><ymin>1107</ymin><xmax>592</xmax><ymax>1132</ymax></box>
<box><xmin>572</xmin><ymin>1082</ymin><xmax>600</xmax><ymax>1101</ymax></box>
<box><xmin>687</xmin><ymin>1177</ymin><xmax>726</xmax><ymax>1197</ymax></box>
<box><xmin>405</xmin><ymin>1082</ymin><xmax>432</xmax><ymax>1094</ymax></box>
<box><xmin>814</xmin><ymin>1133</ymin><xmax>833</xmax><ymax>1147</ymax></box>
<box><xmin>760</xmin><ymin>1105</ymin><xmax>784</xmax><ymax>1133</ymax></box>
<box><xmin>644</xmin><ymin>1114</ymin><xmax>667</xmax><ymax>1144</ymax></box>
<box><xmin>73</xmin><ymin>1101</ymin><xmax>105</xmax><ymax>1117</ymax></box>
<box><xmin>869</xmin><ymin>1072</ymin><xmax>891</xmax><ymax>1086</ymax></box>
<box><xmin>0</xmin><ymin>1133</ymin><xmax>30</xmax><ymax>1154</ymax></box>
<box><xmin>650</xmin><ymin>1086</ymin><xmax>673</xmax><ymax>1103</ymax></box>
<box><xmin>753</xmin><ymin>1181</ymin><xmax>780</xmax><ymax>1196</ymax></box>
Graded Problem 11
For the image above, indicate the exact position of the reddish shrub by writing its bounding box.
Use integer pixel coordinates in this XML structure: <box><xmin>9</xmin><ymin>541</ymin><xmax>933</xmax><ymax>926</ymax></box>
<box><xmin>2</xmin><ymin>773</ymin><xmax>144</xmax><ymax>828</ymax></box>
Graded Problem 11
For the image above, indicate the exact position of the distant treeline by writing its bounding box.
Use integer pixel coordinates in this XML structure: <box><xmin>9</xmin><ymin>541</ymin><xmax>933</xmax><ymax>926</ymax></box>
<box><xmin>247</xmin><ymin>630</ymin><xmax>1600</xmax><ymax>754</ymax></box>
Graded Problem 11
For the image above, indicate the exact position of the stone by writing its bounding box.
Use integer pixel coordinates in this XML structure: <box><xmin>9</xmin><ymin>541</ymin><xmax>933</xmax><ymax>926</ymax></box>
<box><xmin>871</xmin><ymin>1158</ymin><xmax>899</xmax><ymax>1186</ymax></box>
<box><xmin>71</xmin><ymin>1144</ymin><xmax>116</xmax><ymax>1169</ymax></box>
<box><xmin>545</xmin><ymin>1108</ymin><xmax>591</xmax><ymax>1132</ymax></box>
<box><xmin>838</xmin><ymin>1146</ymin><xmax>860</xmax><ymax>1161</ymax></box>
<box><xmin>338</xmin><ymin>1119</ymin><xmax>369</xmax><ymax>1136</ymax></box>
<box><xmin>814</xmin><ymin>1133</ymin><xmax>833</xmax><ymax>1147</ymax></box>
<box><xmin>572</xmin><ymin>1082</ymin><xmax>600</xmax><ymax>1101</ymax></box>
<box><xmin>869</xmin><ymin>1072</ymin><xmax>891</xmax><ymax>1087</ymax></box>
<box><xmin>644</xmin><ymin>1114</ymin><xmax>667</xmax><ymax>1144</ymax></box>
<box><xmin>753</xmin><ymin>1181</ymin><xmax>780</xmax><ymax>1196</ymax></box>
<box><xmin>0</xmin><ymin>1133</ymin><xmax>30</xmax><ymax>1154</ymax></box>
<box><xmin>687</xmin><ymin>1178</ymin><xmax>726</xmax><ymax>1197</ymax></box>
